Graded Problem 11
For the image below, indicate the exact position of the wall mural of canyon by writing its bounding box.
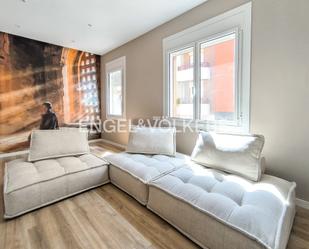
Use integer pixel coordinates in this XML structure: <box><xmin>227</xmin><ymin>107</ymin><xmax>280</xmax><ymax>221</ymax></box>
<box><xmin>0</xmin><ymin>32</ymin><xmax>101</xmax><ymax>153</ymax></box>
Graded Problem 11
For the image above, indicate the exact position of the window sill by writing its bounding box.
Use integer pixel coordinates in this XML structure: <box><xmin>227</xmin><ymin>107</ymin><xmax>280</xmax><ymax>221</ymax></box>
<box><xmin>106</xmin><ymin>115</ymin><xmax>126</xmax><ymax>120</ymax></box>
<box><xmin>165</xmin><ymin>118</ymin><xmax>249</xmax><ymax>135</ymax></box>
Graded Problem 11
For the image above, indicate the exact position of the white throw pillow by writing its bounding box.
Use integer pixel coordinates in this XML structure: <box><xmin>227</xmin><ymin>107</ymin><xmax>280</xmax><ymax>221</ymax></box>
<box><xmin>126</xmin><ymin>127</ymin><xmax>176</xmax><ymax>156</ymax></box>
<box><xmin>191</xmin><ymin>131</ymin><xmax>265</xmax><ymax>181</ymax></box>
<box><xmin>28</xmin><ymin>128</ymin><xmax>90</xmax><ymax>161</ymax></box>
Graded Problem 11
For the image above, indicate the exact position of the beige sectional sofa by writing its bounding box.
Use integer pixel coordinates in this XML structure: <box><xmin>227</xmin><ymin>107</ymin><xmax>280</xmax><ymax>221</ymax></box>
<box><xmin>3</xmin><ymin>128</ymin><xmax>296</xmax><ymax>249</ymax></box>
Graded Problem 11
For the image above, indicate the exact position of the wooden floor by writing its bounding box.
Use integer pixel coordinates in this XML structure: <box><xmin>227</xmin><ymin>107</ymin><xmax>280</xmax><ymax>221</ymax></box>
<box><xmin>0</xmin><ymin>141</ymin><xmax>308</xmax><ymax>249</ymax></box>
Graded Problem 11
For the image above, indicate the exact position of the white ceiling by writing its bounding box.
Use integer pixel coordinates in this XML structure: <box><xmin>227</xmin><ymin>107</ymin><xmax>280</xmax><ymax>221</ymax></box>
<box><xmin>0</xmin><ymin>0</ymin><xmax>207</xmax><ymax>55</ymax></box>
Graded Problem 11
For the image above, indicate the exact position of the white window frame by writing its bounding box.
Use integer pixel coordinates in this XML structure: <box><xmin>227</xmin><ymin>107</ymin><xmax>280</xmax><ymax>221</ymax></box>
<box><xmin>163</xmin><ymin>3</ymin><xmax>251</xmax><ymax>133</ymax></box>
<box><xmin>105</xmin><ymin>56</ymin><xmax>126</xmax><ymax>119</ymax></box>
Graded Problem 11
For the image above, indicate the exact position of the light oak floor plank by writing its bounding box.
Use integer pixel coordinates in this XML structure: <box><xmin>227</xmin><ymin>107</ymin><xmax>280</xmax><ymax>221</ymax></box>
<box><xmin>0</xmin><ymin>142</ymin><xmax>308</xmax><ymax>249</ymax></box>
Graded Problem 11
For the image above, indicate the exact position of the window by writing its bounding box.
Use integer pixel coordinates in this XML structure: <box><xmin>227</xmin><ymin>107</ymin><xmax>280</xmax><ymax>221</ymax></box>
<box><xmin>169</xmin><ymin>47</ymin><xmax>194</xmax><ymax>119</ymax></box>
<box><xmin>108</xmin><ymin>70</ymin><xmax>122</xmax><ymax>116</ymax></box>
<box><xmin>163</xmin><ymin>3</ymin><xmax>251</xmax><ymax>133</ymax></box>
<box><xmin>200</xmin><ymin>33</ymin><xmax>236</xmax><ymax>122</ymax></box>
<box><xmin>106</xmin><ymin>56</ymin><xmax>126</xmax><ymax>118</ymax></box>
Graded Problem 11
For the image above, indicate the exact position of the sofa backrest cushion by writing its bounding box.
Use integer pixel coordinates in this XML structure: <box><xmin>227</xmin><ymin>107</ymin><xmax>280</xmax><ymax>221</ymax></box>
<box><xmin>191</xmin><ymin>131</ymin><xmax>264</xmax><ymax>181</ymax></box>
<box><xmin>126</xmin><ymin>127</ymin><xmax>176</xmax><ymax>156</ymax></box>
<box><xmin>28</xmin><ymin>128</ymin><xmax>90</xmax><ymax>162</ymax></box>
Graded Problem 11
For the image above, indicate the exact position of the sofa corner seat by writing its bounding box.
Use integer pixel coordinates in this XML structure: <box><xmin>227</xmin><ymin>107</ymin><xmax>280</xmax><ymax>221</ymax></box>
<box><xmin>4</xmin><ymin>153</ymin><xmax>109</xmax><ymax>218</ymax></box>
<box><xmin>105</xmin><ymin>152</ymin><xmax>188</xmax><ymax>205</ymax></box>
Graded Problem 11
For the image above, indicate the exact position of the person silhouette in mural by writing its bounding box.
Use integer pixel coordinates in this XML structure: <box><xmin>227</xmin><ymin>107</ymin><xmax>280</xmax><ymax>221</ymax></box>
<box><xmin>40</xmin><ymin>102</ymin><xmax>59</xmax><ymax>130</ymax></box>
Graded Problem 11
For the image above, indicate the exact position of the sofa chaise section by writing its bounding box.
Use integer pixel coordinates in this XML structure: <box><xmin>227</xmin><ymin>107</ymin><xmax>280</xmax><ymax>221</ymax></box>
<box><xmin>105</xmin><ymin>152</ymin><xmax>187</xmax><ymax>205</ymax></box>
<box><xmin>147</xmin><ymin>163</ymin><xmax>296</xmax><ymax>249</ymax></box>
<box><xmin>4</xmin><ymin>153</ymin><xmax>109</xmax><ymax>218</ymax></box>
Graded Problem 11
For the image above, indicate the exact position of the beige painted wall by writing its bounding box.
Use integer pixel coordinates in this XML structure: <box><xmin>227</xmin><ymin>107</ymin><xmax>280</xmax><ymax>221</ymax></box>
<box><xmin>101</xmin><ymin>0</ymin><xmax>309</xmax><ymax>201</ymax></box>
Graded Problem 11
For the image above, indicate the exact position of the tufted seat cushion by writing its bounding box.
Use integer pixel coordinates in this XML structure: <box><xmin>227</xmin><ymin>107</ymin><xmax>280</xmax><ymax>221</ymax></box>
<box><xmin>148</xmin><ymin>162</ymin><xmax>296</xmax><ymax>249</ymax></box>
<box><xmin>105</xmin><ymin>152</ymin><xmax>187</xmax><ymax>204</ymax></box>
<box><xmin>4</xmin><ymin>154</ymin><xmax>109</xmax><ymax>218</ymax></box>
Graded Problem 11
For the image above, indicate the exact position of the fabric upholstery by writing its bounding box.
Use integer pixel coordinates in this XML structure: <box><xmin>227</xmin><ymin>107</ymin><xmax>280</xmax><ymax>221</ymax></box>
<box><xmin>191</xmin><ymin>131</ymin><xmax>265</xmax><ymax>181</ymax></box>
<box><xmin>4</xmin><ymin>146</ymin><xmax>296</xmax><ymax>249</ymax></box>
<box><xmin>109</xmin><ymin>165</ymin><xmax>149</xmax><ymax>204</ymax></box>
<box><xmin>28</xmin><ymin>128</ymin><xmax>90</xmax><ymax>161</ymax></box>
<box><xmin>105</xmin><ymin>152</ymin><xmax>187</xmax><ymax>204</ymax></box>
<box><xmin>4</xmin><ymin>154</ymin><xmax>109</xmax><ymax>218</ymax></box>
<box><xmin>148</xmin><ymin>187</ymin><xmax>265</xmax><ymax>249</ymax></box>
<box><xmin>126</xmin><ymin>127</ymin><xmax>176</xmax><ymax>156</ymax></box>
<box><xmin>148</xmin><ymin>163</ymin><xmax>296</xmax><ymax>249</ymax></box>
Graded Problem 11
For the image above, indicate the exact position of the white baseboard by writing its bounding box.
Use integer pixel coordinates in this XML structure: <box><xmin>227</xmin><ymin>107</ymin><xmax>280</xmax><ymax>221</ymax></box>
<box><xmin>100</xmin><ymin>138</ymin><xmax>126</xmax><ymax>149</ymax></box>
<box><xmin>0</xmin><ymin>138</ymin><xmax>122</xmax><ymax>159</ymax></box>
<box><xmin>296</xmin><ymin>198</ymin><xmax>309</xmax><ymax>209</ymax></box>
<box><xmin>88</xmin><ymin>138</ymin><xmax>104</xmax><ymax>144</ymax></box>
<box><xmin>0</xmin><ymin>149</ymin><xmax>29</xmax><ymax>159</ymax></box>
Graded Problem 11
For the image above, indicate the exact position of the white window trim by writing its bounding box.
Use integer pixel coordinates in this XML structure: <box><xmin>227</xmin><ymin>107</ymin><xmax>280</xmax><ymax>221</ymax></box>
<box><xmin>163</xmin><ymin>3</ymin><xmax>251</xmax><ymax>134</ymax></box>
<box><xmin>105</xmin><ymin>56</ymin><xmax>126</xmax><ymax>119</ymax></box>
